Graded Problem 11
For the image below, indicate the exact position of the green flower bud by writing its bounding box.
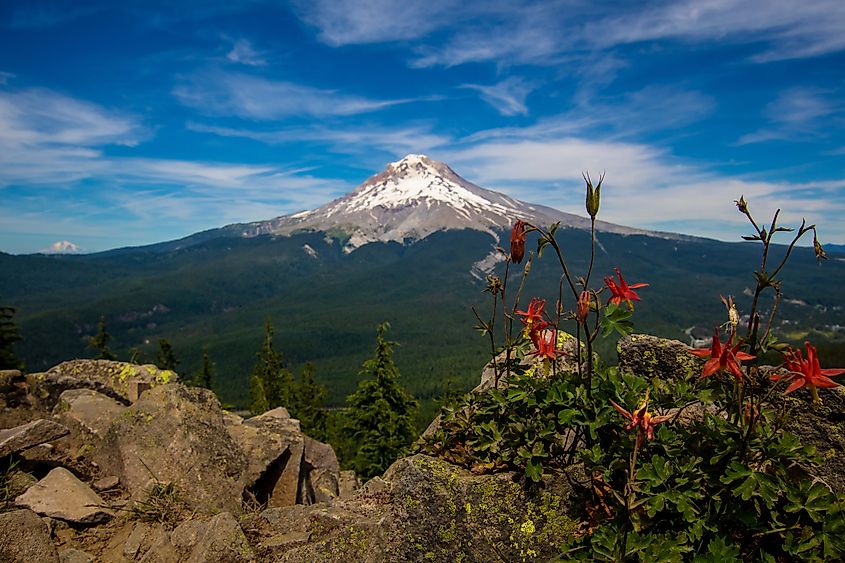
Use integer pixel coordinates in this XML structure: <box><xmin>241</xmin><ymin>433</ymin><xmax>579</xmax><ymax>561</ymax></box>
<box><xmin>584</xmin><ymin>172</ymin><xmax>603</xmax><ymax>219</ymax></box>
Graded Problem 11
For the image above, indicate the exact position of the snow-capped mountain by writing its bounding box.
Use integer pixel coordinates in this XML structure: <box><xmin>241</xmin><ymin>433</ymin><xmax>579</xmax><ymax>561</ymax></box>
<box><xmin>40</xmin><ymin>240</ymin><xmax>83</xmax><ymax>254</ymax></box>
<box><xmin>233</xmin><ymin>154</ymin><xmax>669</xmax><ymax>252</ymax></box>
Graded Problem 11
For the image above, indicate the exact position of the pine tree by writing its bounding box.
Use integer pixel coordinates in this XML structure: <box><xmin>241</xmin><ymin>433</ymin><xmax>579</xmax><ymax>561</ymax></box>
<box><xmin>155</xmin><ymin>338</ymin><xmax>179</xmax><ymax>371</ymax></box>
<box><xmin>249</xmin><ymin>320</ymin><xmax>294</xmax><ymax>415</ymax></box>
<box><xmin>0</xmin><ymin>304</ymin><xmax>23</xmax><ymax>370</ymax></box>
<box><xmin>89</xmin><ymin>315</ymin><xmax>117</xmax><ymax>360</ymax></box>
<box><xmin>291</xmin><ymin>362</ymin><xmax>327</xmax><ymax>440</ymax></box>
<box><xmin>346</xmin><ymin>322</ymin><xmax>418</xmax><ymax>479</ymax></box>
<box><xmin>193</xmin><ymin>347</ymin><xmax>213</xmax><ymax>390</ymax></box>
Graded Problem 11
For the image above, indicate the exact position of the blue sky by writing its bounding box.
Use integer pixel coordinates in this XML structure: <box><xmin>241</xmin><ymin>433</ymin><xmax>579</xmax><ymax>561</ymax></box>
<box><xmin>1</xmin><ymin>0</ymin><xmax>844</xmax><ymax>254</ymax></box>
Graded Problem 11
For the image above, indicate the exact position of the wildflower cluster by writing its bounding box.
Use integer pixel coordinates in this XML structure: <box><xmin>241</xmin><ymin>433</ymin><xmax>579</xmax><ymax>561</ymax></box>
<box><xmin>422</xmin><ymin>178</ymin><xmax>845</xmax><ymax>561</ymax></box>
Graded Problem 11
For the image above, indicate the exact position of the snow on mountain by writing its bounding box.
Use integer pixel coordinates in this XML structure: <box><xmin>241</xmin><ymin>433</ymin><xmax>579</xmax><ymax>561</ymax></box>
<box><xmin>40</xmin><ymin>240</ymin><xmax>84</xmax><ymax>254</ymax></box>
<box><xmin>235</xmin><ymin>154</ymin><xmax>678</xmax><ymax>253</ymax></box>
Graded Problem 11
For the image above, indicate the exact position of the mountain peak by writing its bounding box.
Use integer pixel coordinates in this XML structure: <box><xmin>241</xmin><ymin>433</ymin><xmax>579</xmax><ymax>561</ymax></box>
<box><xmin>236</xmin><ymin>155</ymin><xmax>671</xmax><ymax>252</ymax></box>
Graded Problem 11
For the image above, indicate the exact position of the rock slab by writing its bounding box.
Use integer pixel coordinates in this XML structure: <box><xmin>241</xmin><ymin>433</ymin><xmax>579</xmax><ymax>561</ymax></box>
<box><xmin>0</xmin><ymin>418</ymin><xmax>69</xmax><ymax>457</ymax></box>
<box><xmin>15</xmin><ymin>467</ymin><xmax>114</xmax><ymax>524</ymax></box>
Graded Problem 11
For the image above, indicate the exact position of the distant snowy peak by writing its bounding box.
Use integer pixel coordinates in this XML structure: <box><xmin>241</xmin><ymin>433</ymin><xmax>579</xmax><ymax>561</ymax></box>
<box><xmin>40</xmin><ymin>240</ymin><xmax>83</xmax><ymax>254</ymax></box>
<box><xmin>236</xmin><ymin>154</ymin><xmax>676</xmax><ymax>252</ymax></box>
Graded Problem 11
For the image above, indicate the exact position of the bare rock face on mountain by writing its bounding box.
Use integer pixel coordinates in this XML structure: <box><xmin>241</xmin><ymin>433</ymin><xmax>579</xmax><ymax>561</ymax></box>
<box><xmin>233</xmin><ymin>154</ymin><xmax>663</xmax><ymax>253</ymax></box>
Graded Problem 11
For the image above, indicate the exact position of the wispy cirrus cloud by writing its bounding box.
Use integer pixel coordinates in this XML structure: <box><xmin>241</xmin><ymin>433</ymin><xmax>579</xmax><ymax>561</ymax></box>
<box><xmin>466</xmin><ymin>85</ymin><xmax>715</xmax><ymax>143</ymax></box>
<box><xmin>0</xmin><ymin>87</ymin><xmax>144</xmax><ymax>186</ymax></box>
<box><xmin>290</xmin><ymin>0</ymin><xmax>457</xmax><ymax>46</ymax></box>
<box><xmin>460</xmin><ymin>77</ymin><xmax>537</xmax><ymax>116</ymax></box>
<box><xmin>738</xmin><ymin>87</ymin><xmax>842</xmax><ymax>144</ymax></box>
<box><xmin>173</xmin><ymin>70</ymin><xmax>422</xmax><ymax>119</ymax></box>
<box><xmin>225</xmin><ymin>38</ymin><xmax>267</xmax><ymax>66</ymax></box>
<box><xmin>293</xmin><ymin>0</ymin><xmax>845</xmax><ymax>68</ymax></box>
<box><xmin>186</xmin><ymin>121</ymin><xmax>449</xmax><ymax>157</ymax></box>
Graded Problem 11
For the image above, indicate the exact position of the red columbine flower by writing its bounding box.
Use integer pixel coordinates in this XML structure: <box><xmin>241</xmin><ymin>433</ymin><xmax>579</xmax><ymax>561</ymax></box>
<box><xmin>516</xmin><ymin>298</ymin><xmax>545</xmax><ymax>330</ymax></box>
<box><xmin>604</xmin><ymin>267</ymin><xmax>648</xmax><ymax>309</ymax></box>
<box><xmin>531</xmin><ymin>329</ymin><xmax>559</xmax><ymax>361</ymax></box>
<box><xmin>510</xmin><ymin>220</ymin><xmax>526</xmax><ymax>264</ymax></box>
<box><xmin>516</xmin><ymin>298</ymin><xmax>549</xmax><ymax>349</ymax></box>
<box><xmin>689</xmin><ymin>327</ymin><xmax>755</xmax><ymax>380</ymax></box>
<box><xmin>772</xmin><ymin>341</ymin><xmax>845</xmax><ymax>405</ymax></box>
<box><xmin>610</xmin><ymin>390</ymin><xmax>670</xmax><ymax>442</ymax></box>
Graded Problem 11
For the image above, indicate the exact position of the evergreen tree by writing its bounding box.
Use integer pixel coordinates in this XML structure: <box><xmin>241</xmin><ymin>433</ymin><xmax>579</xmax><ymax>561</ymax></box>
<box><xmin>193</xmin><ymin>347</ymin><xmax>213</xmax><ymax>390</ymax></box>
<box><xmin>155</xmin><ymin>338</ymin><xmax>179</xmax><ymax>371</ymax></box>
<box><xmin>291</xmin><ymin>362</ymin><xmax>327</xmax><ymax>440</ymax></box>
<box><xmin>249</xmin><ymin>373</ymin><xmax>270</xmax><ymax>414</ymax></box>
<box><xmin>0</xmin><ymin>304</ymin><xmax>23</xmax><ymax>370</ymax></box>
<box><xmin>249</xmin><ymin>320</ymin><xmax>294</xmax><ymax>414</ymax></box>
<box><xmin>346</xmin><ymin>322</ymin><xmax>418</xmax><ymax>479</ymax></box>
<box><xmin>89</xmin><ymin>315</ymin><xmax>117</xmax><ymax>360</ymax></box>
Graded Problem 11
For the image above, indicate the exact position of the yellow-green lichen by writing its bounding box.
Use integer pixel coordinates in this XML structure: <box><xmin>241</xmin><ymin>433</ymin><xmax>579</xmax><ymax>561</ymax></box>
<box><xmin>155</xmin><ymin>370</ymin><xmax>175</xmax><ymax>384</ymax></box>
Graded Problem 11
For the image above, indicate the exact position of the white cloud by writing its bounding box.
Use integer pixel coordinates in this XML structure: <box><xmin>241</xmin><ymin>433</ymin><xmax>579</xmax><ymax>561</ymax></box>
<box><xmin>0</xmin><ymin>88</ymin><xmax>142</xmax><ymax>147</ymax></box>
<box><xmin>173</xmin><ymin>70</ymin><xmax>420</xmax><ymax>119</ymax></box>
<box><xmin>466</xmin><ymin>85</ymin><xmax>714</xmax><ymax>144</ymax></box>
<box><xmin>186</xmin><ymin>121</ymin><xmax>450</xmax><ymax>156</ymax></box>
<box><xmin>589</xmin><ymin>0</ymin><xmax>845</xmax><ymax>62</ymax></box>
<box><xmin>460</xmin><ymin>77</ymin><xmax>536</xmax><ymax>116</ymax></box>
<box><xmin>738</xmin><ymin>87</ymin><xmax>841</xmax><ymax>144</ymax></box>
<box><xmin>225</xmin><ymin>38</ymin><xmax>266</xmax><ymax>66</ymax></box>
<box><xmin>294</xmin><ymin>0</ymin><xmax>845</xmax><ymax>68</ymax></box>
<box><xmin>290</xmin><ymin>0</ymin><xmax>456</xmax><ymax>46</ymax></box>
<box><xmin>0</xmin><ymin>87</ymin><xmax>144</xmax><ymax>186</ymax></box>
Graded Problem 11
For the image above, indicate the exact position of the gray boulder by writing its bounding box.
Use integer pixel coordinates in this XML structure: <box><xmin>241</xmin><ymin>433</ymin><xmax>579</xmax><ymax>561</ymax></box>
<box><xmin>617</xmin><ymin>333</ymin><xmax>702</xmax><ymax>381</ymax></box>
<box><xmin>99</xmin><ymin>384</ymin><xmax>247</xmax><ymax>515</ymax></box>
<box><xmin>100</xmin><ymin>384</ymin><xmax>343</xmax><ymax>515</ymax></box>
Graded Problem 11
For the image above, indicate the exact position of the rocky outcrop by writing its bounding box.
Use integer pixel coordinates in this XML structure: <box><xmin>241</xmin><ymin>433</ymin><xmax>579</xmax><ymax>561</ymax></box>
<box><xmin>15</xmin><ymin>467</ymin><xmax>114</xmax><ymax>524</ymax></box>
<box><xmin>37</xmin><ymin>360</ymin><xmax>180</xmax><ymax>408</ymax></box>
<box><xmin>96</xmin><ymin>385</ymin><xmax>342</xmax><ymax>515</ymax></box>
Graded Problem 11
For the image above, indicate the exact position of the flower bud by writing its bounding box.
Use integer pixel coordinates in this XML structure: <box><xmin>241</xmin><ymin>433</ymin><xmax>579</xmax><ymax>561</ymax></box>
<box><xmin>510</xmin><ymin>220</ymin><xmax>526</xmax><ymax>264</ymax></box>
<box><xmin>584</xmin><ymin>173</ymin><xmax>602</xmax><ymax>219</ymax></box>
<box><xmin>735</xmin><ymin>195</ymin><xmax>748</xmax><ymax>214</ymax></box>
<box><xmin>813</xmin><ymin>233</ymin><xmax>827</xmax><ymax>261</ymax></box>
<box><xmin>576</xmin><ymin>290</ymin><xmax>590</xmax><ymax>323</ymax></box>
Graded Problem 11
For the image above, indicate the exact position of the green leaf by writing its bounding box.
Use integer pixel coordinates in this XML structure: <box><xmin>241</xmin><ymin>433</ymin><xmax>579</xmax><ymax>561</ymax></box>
<box><xmin>525</xmin><ymin>459</ymin><xmax>543</xmax><ymax>482</ymax></box>
<box><xmin>600</xmin><ymin>303</ymin><xmax>634</xmax><ymax>337</ymax></box>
